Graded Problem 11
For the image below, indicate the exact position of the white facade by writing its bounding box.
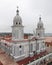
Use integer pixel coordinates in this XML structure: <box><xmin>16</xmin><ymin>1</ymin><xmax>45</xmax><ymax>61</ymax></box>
<box><xmin>0</xmin><ymin>7</ymin><xmax>46</xmax><ymax>63</ymax></box>
<box><xmin>10</xmin><ymin>8</ymin><xmax>46</xmax><ymax>61</ymax></box>
<box><xmin>12</xmin><ymin>8</ymin><xmax>24</xmax><ymax>41</ymax></box>
<box><xmin>36</xmin><ymin>17</ymin><xmax>46</xmax><ymax>54</ymax></box>
<box><xmin>36</xmin><ymin>17</ymin><xmax>45</xmax><ymax>37</ymax></box>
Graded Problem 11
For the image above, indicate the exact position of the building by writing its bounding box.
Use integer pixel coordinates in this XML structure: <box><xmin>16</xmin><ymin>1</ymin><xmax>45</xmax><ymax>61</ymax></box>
<box><xmin>11</xmin><ymin>7</ymin><xmax>46</xmax><ymax>61</ymax></box>
<box><xmin>0</xmin><ymin>7</ymin><xmax>52</xmax><ymax>65</ymax></box>
<box><xmin>45</xmin><ymin>37</ymin><xmax>52</xmax><ymax>53</ymax></box>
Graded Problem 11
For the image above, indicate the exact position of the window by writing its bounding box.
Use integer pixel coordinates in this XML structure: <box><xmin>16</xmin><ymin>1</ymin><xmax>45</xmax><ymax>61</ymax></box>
<box><xmin>19</xmin><ymin>22</ymin><xmax>20</xmax><ymax>24</ymax></box>
<box><xmin>30</xmin><ymin>44</ymin><xmax>33</xmax><ymax>52</ymax></box>
<box><xmin>38</xmin><ymin>33</ymin><xmax>40</xmax><ymax>36</ymax></box>
<box><xmin>19</xmin><ymin>45</ymin><xmax>22</xmax><ymax>48</ymax></box>
<box><xmin>19</xmin><ymin>45</ymin><xmax>23</xmax><ymax>55</ymax></box>
<box><xmin>16</xmin><ymin>22</ymin><xmax>18</xmax><ymax>25</ymax></box>
<box><xmin>19</xmin><ymin>22</ymin><xmax>21</xmax><ymax>25</ymax></box>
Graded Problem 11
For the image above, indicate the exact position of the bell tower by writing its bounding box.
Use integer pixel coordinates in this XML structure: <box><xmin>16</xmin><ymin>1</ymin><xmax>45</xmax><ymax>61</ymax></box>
<box><xmin>36</xmin><ymin>17</ymin><xmax>46</xmax><ymax>53</ymax></box>
<box><xmin>36</xmin><ymin>17</ymin><xmax>45</xmax><ymax>37</ymax></box>
<box><xmin>12</xmin><ymin>7</ymin><xmax>24</xmax><ymax>40</ymax></box>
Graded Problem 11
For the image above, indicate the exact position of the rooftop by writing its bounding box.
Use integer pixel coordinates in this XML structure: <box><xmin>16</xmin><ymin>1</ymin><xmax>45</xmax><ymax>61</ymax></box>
<box><xmin>45</xmin><ymin>37</ymin><xmax>52</xmax><ymax>46</ymax></box>
<box><xmin>17</xmin><ymin>50</ymin><xmax>47</xmax><ymax>65</ymax></box>
<box><xmin>0</xmin><ymin>49</ymin><xmax>18</xmax><ymax>65</ymax></box>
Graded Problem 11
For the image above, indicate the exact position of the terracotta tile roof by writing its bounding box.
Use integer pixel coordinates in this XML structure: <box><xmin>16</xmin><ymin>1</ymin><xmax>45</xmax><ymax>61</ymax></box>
<box><xmin>0</xmin><ymin>36</ymin><xmax>52</xmax><ymax>46</ymax></box>
<box><xmin>45</xmin><ymin>37</ymin><xmax>52</xmax><ymax>46</ymax></box>
<box><xmin>0</xmin><ymin>49</ymin><xmax>18</xmax><ymax>65</ymax></box>
<box><xmin>45</xmin><ymin>37</ymin><xmax>52</xmax><ymax>42</ymax></box>
<box><xmin>17</xmin><ymin>51</ymin><xmax>47</xmax><ymax>65</ymax></box>
<box><xmin>0</xmin><ymin>61</ymin><xmax>3</xmax><ymax>65</ymax></box>
<box><xmin>1</xmin><ymin>38</ymin><xmax>35</xmax><ymax>43</ymax></box>
<box><xmin>45</xmin><ymin>42</ymin><xmax>52</xmax><ymax>46</ymax></box>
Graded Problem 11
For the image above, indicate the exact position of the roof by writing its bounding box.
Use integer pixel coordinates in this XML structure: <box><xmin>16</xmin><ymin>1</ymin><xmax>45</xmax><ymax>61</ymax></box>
<box><xmin>0</xmin><ymin>49</ymin><xmax>18</xmax><ymax>65</ymax></box>
<box><xmin>45</xmin><ymin>37</ymin><xmax>52</xmax><ymax>46</ymax></box>
<box><xmin>45</xmin><ymin>37</ymin><xmax>52</xmax><ymax>42</ymax></box>
<box><xmin>17</xmin><ymin>50</ymin><xmax>47</xmax><ymax>65</ymax></box>
<box><xmin>0</xmin><ymin>61</ymin><xmax>3</xmax><ymax>65</ymax></box>
<box><xmin>0</xmin><ymin>35</ymin><xmax>52</xmax><ymax>46</ymax></box>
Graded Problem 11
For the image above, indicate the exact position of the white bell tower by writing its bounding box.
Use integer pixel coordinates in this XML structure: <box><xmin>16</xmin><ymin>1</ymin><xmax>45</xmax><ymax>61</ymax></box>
<box><xmin>36</xmin><ymin>17</ymin><xmax>46</xmax><ymax>53</ymax></box>
<box><xmin>36</xmin><ymin>17</ymin><xmax>45</xmax><ymax>37</ymax></box>
<box><xmin>12</xmin><ymin>7</ymin><xmax>24</xmax><ymax>40</ymax></box>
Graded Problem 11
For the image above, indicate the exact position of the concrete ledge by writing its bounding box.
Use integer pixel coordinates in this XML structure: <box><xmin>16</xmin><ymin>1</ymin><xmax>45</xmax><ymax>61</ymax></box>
<box><xmin>10</xmin><ymin>54</ymin><xmax>25</xmax><ymax>62</ymax></box>
<box><xmin>29</xmin><ymin>52</ymin><xmax>34</xmax><ymax>57</ymax></box>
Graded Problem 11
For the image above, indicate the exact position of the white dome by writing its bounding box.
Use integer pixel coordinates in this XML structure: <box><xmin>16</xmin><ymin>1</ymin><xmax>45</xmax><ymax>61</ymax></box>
<box><xmin>38</xmin><ymin>21</ymin><xmax>43</xmax><ymax>26</ymax></box>
<box><xmin>13</xmin><ymin>15</ymin><xmax>22</xmax><ymax>22</ymax></box>
<box><xmin>37</xmin><ymin>17</ymin><xmax>43</xmax><ymax>28</ymax></box>
<box><xmin>13</xmin><ymin>14</ymin><xmax>22</xmax><ymax>26</ymax></box>
<box><xmin>13</xmin><ymin>7</ymin><xmax>22</xmax><ymax>26</ymax></box>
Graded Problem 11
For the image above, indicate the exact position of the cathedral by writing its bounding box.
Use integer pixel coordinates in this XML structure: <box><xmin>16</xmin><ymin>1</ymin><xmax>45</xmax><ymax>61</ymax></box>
<box><xmin>11</xmin><ymin>7</ymin><xmax>46</xmax><ymax>61</ymax></box>
<box><xmin>0</xmin><ymin>7</ymin><xmax>50</xmax><ymax>65</ymax></box>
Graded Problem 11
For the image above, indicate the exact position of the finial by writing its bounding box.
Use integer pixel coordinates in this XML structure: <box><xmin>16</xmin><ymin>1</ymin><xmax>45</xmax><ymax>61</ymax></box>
<box><xmin>16</xmin><ymin>6</ymin><xmax>19</xmax><ymax>15</ymax></box>
<box><xmin>39</xmin><ymin>15</ymin><xmax>41</xmax><ymax>21</ymax></box>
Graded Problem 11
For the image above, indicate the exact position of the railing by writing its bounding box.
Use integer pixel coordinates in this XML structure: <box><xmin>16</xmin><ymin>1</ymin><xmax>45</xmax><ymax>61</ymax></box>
<box><xmin>27</xmin><ymin>53</ymin><xmax>52</xmax><ymax>65</ymax></box>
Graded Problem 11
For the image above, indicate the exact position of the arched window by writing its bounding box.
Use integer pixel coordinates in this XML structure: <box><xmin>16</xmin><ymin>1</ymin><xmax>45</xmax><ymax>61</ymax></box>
<box><xmin>19</xmin><ymin>22</ymin><xmax>20</xmax><ymax>24</ymax></box>
<box><xmin>16</xmin><ymin>22</ymin><xmax>18</xmax><ymax>25</ymax></box>
<box><xmin>19</xmin><ymin>45</ymin><xmax>22</xmax><ymax>55</ymax></box>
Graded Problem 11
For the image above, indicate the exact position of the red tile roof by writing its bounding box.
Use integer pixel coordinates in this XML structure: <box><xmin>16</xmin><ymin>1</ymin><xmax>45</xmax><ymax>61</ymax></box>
<box><xmin>45</xmin><ymin>37</ymin><xmax>52</xmax><ymax>42</ymax></box>
<box><xmin>45</xmin><ymin>37</ymin><xmax>52</xmax><ymax>46</ymax></box>
<box><xmin>17</xmin><ymin>51</ymin><xmax>47</xmax><ymax>65</ymax></box>
<box><xmin>0</xmin><ymin>61</ymin><xmax>3</xmax><ymax>65</ymax></box>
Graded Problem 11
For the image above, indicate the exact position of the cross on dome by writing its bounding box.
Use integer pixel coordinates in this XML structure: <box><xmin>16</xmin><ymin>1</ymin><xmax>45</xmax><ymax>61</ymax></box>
<box><xmin>16</xmin><ymin>6</ymin><xmax>19</xmax><ymax>15</ymax></box>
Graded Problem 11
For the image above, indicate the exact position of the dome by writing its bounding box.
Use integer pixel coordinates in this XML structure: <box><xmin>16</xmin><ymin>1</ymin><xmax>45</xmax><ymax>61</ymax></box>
<box><xmin>13</xmin><ymin>15</ymin><xmax>22</xmax><ymax>23</ymax></box>
<box><xmin>37</xmin><ymin>17</ymin><xmax>43</xmax><ymax>28</ymax></box>
<box><xmin>13</xmin><ymin>7</ymin><xmax>22</xmax><ymax>26</ymax></box>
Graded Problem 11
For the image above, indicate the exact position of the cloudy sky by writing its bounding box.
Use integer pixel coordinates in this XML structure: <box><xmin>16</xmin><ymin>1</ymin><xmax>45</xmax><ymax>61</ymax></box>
<box><xmin>0</xmin><ymin>0</ymin><xmax>52</xmax><ymax>33</ymax></box>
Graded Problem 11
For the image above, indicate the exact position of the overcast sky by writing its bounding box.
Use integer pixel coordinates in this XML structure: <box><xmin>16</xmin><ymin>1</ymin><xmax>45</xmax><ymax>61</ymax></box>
<box><xmin>0</xmin><ymin>0</ymin><xmax>52</xmax><ymax>33</ymax></box>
